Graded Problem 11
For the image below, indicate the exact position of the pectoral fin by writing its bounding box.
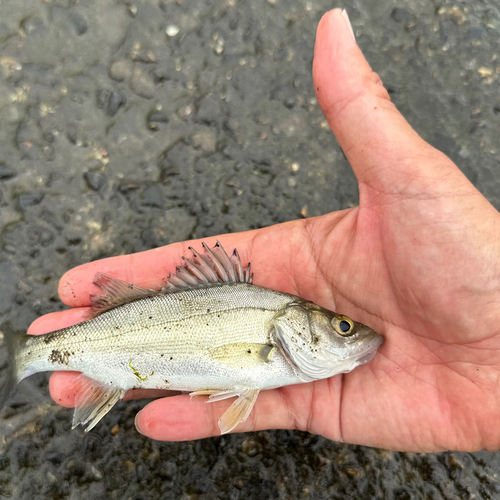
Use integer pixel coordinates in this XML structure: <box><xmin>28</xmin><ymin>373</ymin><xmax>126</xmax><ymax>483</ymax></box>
<box><xmin>72</xmin><ymin>375</ymin><xmax>125</xmax><ymax>432</ymax></box>
<box><xmin>209</xmin><ymin>343</ymin><xmax>274</xmax><ymax>369</ymax></box>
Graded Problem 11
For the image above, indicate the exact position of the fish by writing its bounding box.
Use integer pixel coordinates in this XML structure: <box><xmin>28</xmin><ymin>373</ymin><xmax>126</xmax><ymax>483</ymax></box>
<box><xmin>0</xmin><ymin>242</ymin><xmax>384</xmax><ymax>434</ymax></box>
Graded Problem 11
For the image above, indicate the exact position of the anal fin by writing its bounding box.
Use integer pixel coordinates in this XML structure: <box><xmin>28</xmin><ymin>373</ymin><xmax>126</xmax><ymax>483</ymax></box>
<box><xmin>191</xmin><ymin>388</ymin><xmax>260</xmax><ymax>434</ymax></box>
<box><xmin>219</xmin><ymin>388</ymin><xmax>260</xmax><ymax>434</ymax></box>
<box><xmin>72</xmin><ymin>375</ymin><xmax>125</xmax><ymax>432</ymax></box>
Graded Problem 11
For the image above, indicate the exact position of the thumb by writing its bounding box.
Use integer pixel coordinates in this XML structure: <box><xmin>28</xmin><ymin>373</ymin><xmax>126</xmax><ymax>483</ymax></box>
<box><xmin>313</xmin><ymin>10</ymin><xmax>465</xmax><ymax>194</ymax></box>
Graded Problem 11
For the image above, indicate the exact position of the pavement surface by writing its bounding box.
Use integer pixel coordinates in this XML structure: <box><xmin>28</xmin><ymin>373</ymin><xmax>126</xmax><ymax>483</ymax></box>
<box><xmin>0</xmin><ymin>0</ymin><xmax>500</xmax><ymax>498</ymax></box>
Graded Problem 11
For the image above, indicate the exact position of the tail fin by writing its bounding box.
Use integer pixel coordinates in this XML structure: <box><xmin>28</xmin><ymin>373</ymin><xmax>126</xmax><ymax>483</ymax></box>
<box><xmin>0</xmin><ymin>323</ymin><xmax>25</xmax><ymax>411</ymax></box>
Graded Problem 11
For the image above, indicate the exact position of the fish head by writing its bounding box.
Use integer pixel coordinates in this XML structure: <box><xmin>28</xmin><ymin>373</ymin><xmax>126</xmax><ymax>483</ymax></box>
<box><xmin>272</xmin><ymin>302</ymin><xmax>384</xmax><ymax>381</ymax></box>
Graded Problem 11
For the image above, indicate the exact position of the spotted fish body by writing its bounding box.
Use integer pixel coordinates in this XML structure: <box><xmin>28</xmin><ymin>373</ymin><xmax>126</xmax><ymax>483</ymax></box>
<box><xmin>2</xmin><ymin>243</ymin><xmax>384</xmax><ymax>434</ymax></box>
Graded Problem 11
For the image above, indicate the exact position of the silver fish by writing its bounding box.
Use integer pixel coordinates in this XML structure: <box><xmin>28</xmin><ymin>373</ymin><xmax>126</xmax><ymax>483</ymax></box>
<box><xmin>1</xmin><ymin>242</ymin><xmax>383</xmax><ymax>434</ymax></box>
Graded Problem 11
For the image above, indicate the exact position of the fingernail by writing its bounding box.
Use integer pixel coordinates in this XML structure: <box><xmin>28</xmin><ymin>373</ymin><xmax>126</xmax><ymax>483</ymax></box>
<box><xmin>135</xmin><ymin>411</ymin><xmax>145</xmax><ymax>435</ymax></box>
<box><xmin>342</xmin><ymin>9</ymin><xmax>356</xmax><ymax>43</ymax></box>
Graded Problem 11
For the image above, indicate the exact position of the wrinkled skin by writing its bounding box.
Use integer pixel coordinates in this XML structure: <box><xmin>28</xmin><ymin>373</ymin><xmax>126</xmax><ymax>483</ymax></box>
<box><xmin>29</xmin><ymin>10</ymin><xmax>500</xmax><ymax>452</ymax></box>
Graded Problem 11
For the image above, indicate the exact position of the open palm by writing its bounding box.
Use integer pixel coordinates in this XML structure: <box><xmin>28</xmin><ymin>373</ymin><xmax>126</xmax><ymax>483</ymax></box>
<box><xmin>29</xmin><ymin>10</ymin><xmax>500</xmax><ymax>452</ymax></box>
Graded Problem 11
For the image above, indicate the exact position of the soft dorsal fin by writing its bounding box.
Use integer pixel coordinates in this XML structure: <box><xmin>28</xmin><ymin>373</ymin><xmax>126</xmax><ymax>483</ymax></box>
<box><xmin>160</xmin><ymin>241</ymin><xmax>253</xmax><ymax>292</ymax></box>
<box><xmin>90</xmin><ymin>272</ymin><xmax>156</xmax><ymax>315</ymax></box>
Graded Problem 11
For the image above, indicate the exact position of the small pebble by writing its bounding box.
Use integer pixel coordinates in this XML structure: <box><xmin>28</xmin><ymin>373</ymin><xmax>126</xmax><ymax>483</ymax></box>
<box><xmin>0</xmin><ymin>164</ymin><xmax>16</xmax><ymax>180</ymax></box>
<box><xmin>84</xmin><ymin>171</ymin><xmax>105</xmax><ymax>191</ymax></box>
<box><xmin>96</xmin><ymin>89</ymin><xmax>126</xmax><ymax>117</ymax></box>
<box><xmin>46</xmin><ymin>471</ymin><xmax>57</xmax><ymax>484</ymax></box>
<box><xmin>192</xmin><ymin>129</ymin><xmax>217</xmax><ymax>152</ymax></box>
<box><xmin>90</xmin><ymin>465</ymin><xmax>103</xmax><ymax>480</ymax></box>
<box><xmin>478</xmin><ymin>67</ymin><xmax>493</xmax><ymax>77</ymax></box>
<box><xmin>148</xmin><ymin>112</ymin><xmax>169</xmax><ymax>130</ymax></box>
<box><xmin>241</xmin><ymin>438</ymin><xmax>261</xmax><ymax>457</ymax></box>
<box><xmin>130</xmin><ymin>50</ymin><xmax>156</xmax><ymax>63</ymax></box>
<box><xmin>109</xmin><ymin>60</ymin><xmax>133</xmax><ymax>82</ymax></box>
<box><xmin>166</xmin><ymin>25</ymin><xmax>180</xmax><ymax>37</ymax></box>
<box><xmin>69</xmin><ymin>11</ymin><xmax>88</xmax><ymax>36</ymax></box>
<box><xmin>143</xmin><ymin>185</ymin><xmax>164</xmax><ymax>208</ymax></box>
<box><xmin>18</xmin><ymin>193</ymin><xmax>44</xmax><ymax>211</ymax></box>
<box><xmin>129</xmin><ymin>68</ymin><xmax>155</xmax><ymax>99</ymax></box>
<box><xmin>177</xmin><ymin>105</ymin><xmax>193</xmax><ymax>119</ymax></box>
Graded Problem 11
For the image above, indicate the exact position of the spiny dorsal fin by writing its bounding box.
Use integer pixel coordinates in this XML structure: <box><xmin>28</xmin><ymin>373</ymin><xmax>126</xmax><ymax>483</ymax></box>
<box><xmin>160</xmin><ymin>241</ymin><xmax>253</xmax><ymax>292</ymax></box>
<box><xmin>90</xmin><ymin>272</ymin><xmax>157</xmax><ymax>315</ymax></box>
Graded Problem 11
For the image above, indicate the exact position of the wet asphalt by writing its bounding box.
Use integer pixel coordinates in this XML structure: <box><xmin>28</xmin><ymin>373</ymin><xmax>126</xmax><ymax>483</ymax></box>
<box><xmin>1</xmin><ymin>0</ymin><xmax>500</xmax><ymax>498</ymax></box>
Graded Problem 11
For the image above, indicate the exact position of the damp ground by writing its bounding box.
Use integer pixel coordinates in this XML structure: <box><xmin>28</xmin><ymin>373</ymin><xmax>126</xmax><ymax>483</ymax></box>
<box><xmin>1</xmin><ymin>0</ymin><xmax>500</xmax><ymax>498</ymax></box>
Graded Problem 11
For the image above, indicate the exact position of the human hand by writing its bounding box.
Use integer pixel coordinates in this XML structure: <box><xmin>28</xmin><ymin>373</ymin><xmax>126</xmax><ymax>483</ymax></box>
<box><xmin>28</xmin><ymin>9</ymin><xmax>500</xmax><ymax>452</ymax></box>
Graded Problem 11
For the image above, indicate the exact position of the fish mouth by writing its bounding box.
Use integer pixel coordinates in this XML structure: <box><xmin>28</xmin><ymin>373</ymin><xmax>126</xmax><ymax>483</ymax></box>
<box><xmin>355</xmin><ymin>334</ymin><xmax>384</xmax><ymax>365</ymax></box>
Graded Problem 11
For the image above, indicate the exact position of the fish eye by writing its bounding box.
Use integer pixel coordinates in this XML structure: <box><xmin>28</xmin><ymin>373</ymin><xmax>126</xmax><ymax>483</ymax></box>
<box><xmin>339</xmin><ymin>320</ymin><xmax>351</xmax><ymax>332</ymax></box>
<box><xmin>332</xmin><ymin>315</ymin><xmax>355</xmax><ymax>336</ymax></box>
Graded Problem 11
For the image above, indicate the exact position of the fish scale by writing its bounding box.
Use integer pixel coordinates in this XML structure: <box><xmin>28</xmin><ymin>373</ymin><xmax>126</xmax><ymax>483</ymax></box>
<box><xmin>0</xmin><ymin>242</ymin><xmax>384</xmax><ymax>434</ymax></box>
